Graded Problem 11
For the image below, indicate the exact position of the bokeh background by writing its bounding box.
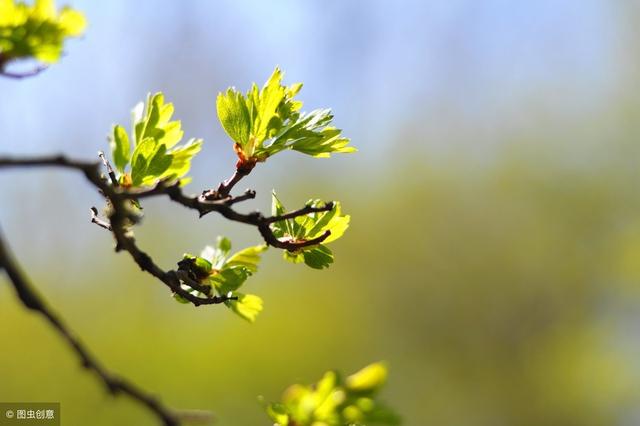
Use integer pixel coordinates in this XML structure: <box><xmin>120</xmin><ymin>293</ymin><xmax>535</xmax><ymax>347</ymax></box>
<box><xmin>2</xmin><ymin>1</ymin><xmax>640</xmax><ymax>425</ymax></box>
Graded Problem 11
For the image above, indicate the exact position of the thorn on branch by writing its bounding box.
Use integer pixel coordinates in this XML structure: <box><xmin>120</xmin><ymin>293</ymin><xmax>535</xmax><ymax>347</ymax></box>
<box><xmin>98</xmin><ymin>151</ymin><xmax>118</xmax><ymax>186</ymax></box>
<box><xmin>90</xmin><ymin>207</ymin><xmax>112</xmax><ymax>231</ymax></box>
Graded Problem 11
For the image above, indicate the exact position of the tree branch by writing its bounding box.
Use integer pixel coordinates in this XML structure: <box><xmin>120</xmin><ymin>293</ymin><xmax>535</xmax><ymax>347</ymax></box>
<box><xmin>0</xmin><ymin>155</ymin><xmax>238</xmax><ymax>304</ymax></box>
<box><xmin>0</xmin><ymin>228</ymin><xmax>180</xmax><ymax>426</ymax></box>
<box><xmin>0</xmin><ymin>152</ymin><xmax>338</xmax><ymax>424</ymax></box>
<box><xmin>264</xmin><ymin>202</ymin><xmax>335</xmax><ymax>223</ymax></box>
<box><xmin>211</xmin><ymin>166</ymin><xmax>252</xmax><ymax>199</ymax></box>
<box><xmin>0</xmin><ymin>55</ymin><xmax>48</xmax><ymax>79</ymax></box>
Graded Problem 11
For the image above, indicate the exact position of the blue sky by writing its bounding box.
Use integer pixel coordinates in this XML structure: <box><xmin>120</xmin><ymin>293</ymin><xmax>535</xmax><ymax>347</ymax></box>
<box><xmin>0</xmin><ymin>0</ymin><xmax>621</xmax><ymax>158</ymax></box>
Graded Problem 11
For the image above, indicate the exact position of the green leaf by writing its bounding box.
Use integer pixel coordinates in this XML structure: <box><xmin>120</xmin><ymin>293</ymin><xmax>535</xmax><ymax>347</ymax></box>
<box><xmin>265</xmin><ymin>109</ymin><xmax>356</xmax><ymax>158</ymax></box>
<box><xmin>266</xmin><ymin>403</ymin><xmax>290</xmax><ymax>425</ymax></box>
<box><xmin>249</xmin><ymin>67</ymin><xmax>286</xmax><ymax>143</ymax></box>
<box><xmin>301</xmin><ymin>244</ymin><xmax>334</xmax><ymax>269</ymax></box>
<box><xmin>225</xmin><ymin>293</ymin><xmax>263</xmax><ymax>323</ymax></box>
<box><xmin>157</xmin><ymin>138</ymin><xmax>202</xmax><ymax>183</ymax></box>
<box><xmin>130</xmin><ymin>137</ymin><xmax>156</xmax><ymax>185</ymax></box>
<box><xmin>264</xmin><ymin>363</ymin><xmax>398</xmax><ymax>426</ymax></box>
<box><xmin>178</xmin><ymin>253</ymin><xmax>212</xmax><ymax>281</ymax></box>
<box><xmin>109</xmin><ymin>124</ymin><xmax>131</xmax><ymax>173</ymax></box>
<box><xmin>197</xmin><ymin>238</ymin><xmax>266</xmax><ymax>313</ymax></box>
<box><xmin>211</xmin><ymin>268</ymin><xmax>252</xmax><ymax>294</ymax></box>
<box><xmin>217</xmin><ymin>236</ymin><xmax>232</xmax><ymax>255</ymax></box>
<box><xmin>215</xmin><ymin>67</ymin><xmax>355</xmax><ymax>164</ymax></box>
<box><xmin>216</xmin><ymin>88</ymin><xmax>251</xmax><ymax>149</ymax></box>
<box><xmin>192</xmin><ymin>256</ymin><xmax>213</xmax><ymax>275</ymax></box>
<box><xmin>107</xmin><ymin>93</ymin><xmax>202</xmax><ymax>188</ymax></box>
<box><xmin>142</xmin><ymin>144</ymin><xmax>172</xmax><ymax>183</ymax></box>
<box><xmin>271</xmin><ymin>192</ymin><xmax>350</xmax><ymax>268</ymax></box>
<box><xmin>345</xmin><ymin>362</ymin><xmax>388</xmax><ymax>393</ymax></box>
<box><xmin>226</xmin><ymin>245</ymin><xmax>267</xmax><ymax>272</ymax></box>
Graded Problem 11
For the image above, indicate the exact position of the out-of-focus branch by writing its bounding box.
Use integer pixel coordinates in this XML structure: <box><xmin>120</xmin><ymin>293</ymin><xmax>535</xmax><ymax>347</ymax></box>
<box><xmin>0</xmin><ymin>152</ymin><xmax>337</xmax><ymax>424</ymax></box>
<box><xmin>0</xmin><ymin>229</ymin><xmax>181</xmax><ymax>426</ymax></box>
<box><xmin>0</xmin><ymin>54</ymin><xmax>48</xmax><ymax>79</ymax></box>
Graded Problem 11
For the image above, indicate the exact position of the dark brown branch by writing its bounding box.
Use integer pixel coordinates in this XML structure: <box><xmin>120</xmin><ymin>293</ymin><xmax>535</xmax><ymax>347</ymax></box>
<box><xmin>0</xmin><ymin>152</ymin><xmax>339</xmax><ymax>425</ymax></box>
<box><xmin>0</xmin><ymin>229</ymin><xmax>180</xmax><ymax>426</ymax></box>
<box><xmin>0</xmin><ymin>65</ymin><xmax>48</xmax><ymax>79</ymax></box>
<box><xmin>213</xmin><ymin>167</ymin><xmax>252</xmax><ymax>198</ymax></box>
<box><xmin>264</xmin><ymin>202</ymin><xmax>334</xmax><ymax>223</ymax></box>
<box><xmin>0</xmin><ymin>154</ymin><xmax>334</xmax><ymax>252</ymax></box>
<box><xmin>0</xmin><ymin>54</ymin><xmax>48</xmax><ymax>79</ymax></box>
<box><xmin>158</xmin><ymin>186</ymin><xmax>333</xmax><ymax>250</ymax></box>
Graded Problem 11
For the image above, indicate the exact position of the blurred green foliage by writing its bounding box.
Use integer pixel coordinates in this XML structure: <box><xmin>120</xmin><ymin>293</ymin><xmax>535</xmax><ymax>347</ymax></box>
<box><xmin>2</xmin><ymin>141</ymin><xmax>638</xmax><ymax>424</ymax></box>
<box><xmin>264</xmin><ymin>362</ymin><xmax>399</xmax><ymax>425</ymax></box>
<box><xmin>0</xmin><ymin>0</ymin><xmax>85</xmax><ymax>65</ymax></box>
<box><xmin>2</xmin><ymin>5</ymin><xmax>640</xmax><ymax>426</ymax></box>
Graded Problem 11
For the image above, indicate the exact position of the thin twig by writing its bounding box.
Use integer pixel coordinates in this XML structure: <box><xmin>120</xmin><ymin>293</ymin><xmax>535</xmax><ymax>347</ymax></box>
<box><xmin>264</xmin><ymin>202</ymin><xmax>335</xmax><ymax>223</ymax></box>
<box><xmin>0</xmin><ymin>155</ymin><xmax>334</xmax><ymax>251</ymax></box>
<box><xmin>0</xmin><ymin>65</ymin><xmax>48</xmax><ymax>79</ymax></box>
<box><xmin>213</xmin><ymin>167</ymin><xmax>251</xmax><ymax>198</ymax></box>
<box><xmin>0</xmin><ymin>152</ymin><xmax>339</xmax><ymax>425</ymax></box>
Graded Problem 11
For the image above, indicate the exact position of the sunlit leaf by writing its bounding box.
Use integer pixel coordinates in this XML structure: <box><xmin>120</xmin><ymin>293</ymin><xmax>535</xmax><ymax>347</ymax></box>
<box><xmin>271</xmin><ymin>192</ymin><xmax>349</xmax><ymax>269</ymax></box>
<box><xmin>225</xmin><ymin>293</ymin><xmax>263</xmax><ymax>323</ymax></box>
<box><xmin>215</xmin><ymin>67</ymin><xmax>355</xmax><ymax>165</ymax></box>
<box><xmin>106</xmin><ymin>93</ymin><xmax>202</xmax><ymax>188</ymax></box>
<box><xmin>109</xmin><ymin>125</ymin><xmax>130</xmax><ymax>173</ymax></box>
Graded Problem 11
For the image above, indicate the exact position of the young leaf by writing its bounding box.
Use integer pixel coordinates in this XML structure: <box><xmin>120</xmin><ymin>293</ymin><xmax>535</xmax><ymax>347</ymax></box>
<box><xmin>106</xmin><ymin>93</ymin><xmax>202</xmax><ymax>188</ymax></box>
<box><xmin>225</xmin><ymin>293</ymin><xmax>263</xmax><ymax>323</ymax></box>
<box><xmin>300</xmin><ymin>245</ymin><xmax>333</xmax><ymax>270</ymax></box>
<box><xmin>109</xmin><ymin>125</ymin><xmax>130</xmax><ymax>173</ymax></box>
<box><xmin>270</xmin><ymin>192</ymin><xmax>350</xmax><ymax>269</ymax></box>
<box><xmin>215</xmin><ymin>67</ymin><xmax>355</xmax><ymax>166</ymax></box>
<box><xmin>217</xmin><ymin>88</ymin><xmax>252</xmax><ymax>152</ymax></box>
<box><xmin>265</xmin><ymin>403</ymin><xmax>290</xmax><ymax>426</ymax></box>
<box><xmin>178</xmin><ymin>238</ymin><xmax>267</xmax><ymax>321</ymax></box>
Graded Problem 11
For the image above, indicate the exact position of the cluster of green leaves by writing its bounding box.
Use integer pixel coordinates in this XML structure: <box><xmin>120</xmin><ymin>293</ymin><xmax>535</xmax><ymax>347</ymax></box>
<box><xmin>175</xmin><ymin>237</ymin><xmax>266</xmax><ymax>322</ymax></box>
<box><xmin>109</xmin><ymin>93</ymin><xmax>202</xmax><ymax>188</ymax></box>
<box><xmin>0</xmin><ymin>0</ymin><xmax>85</xmax><ymax>65</ymax></box>
<box><xmin>104</xmin><ymin>71</ymin><xmax>352</xmax><ymax>317</ymax></box>
<box><xmin>264</xmin><ymin>362</ymin><xmax>400</xmax><ymax>426</ymax></box>
<box><xmin>216</xmin><ymin>67</ymin><xmax>355</xmax><ymax>167</ymax></box>
<box><xmin>271</xmin><ymin>192</ymin><xmax>350</xmax><ymax>269</ymax></box>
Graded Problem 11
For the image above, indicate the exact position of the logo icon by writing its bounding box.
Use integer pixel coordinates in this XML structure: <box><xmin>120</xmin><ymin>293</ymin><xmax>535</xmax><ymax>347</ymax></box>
<box><xmin>5</xmin><ymin>409</ymin><xmax>14</xmax><ymax>418</ymax></box>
